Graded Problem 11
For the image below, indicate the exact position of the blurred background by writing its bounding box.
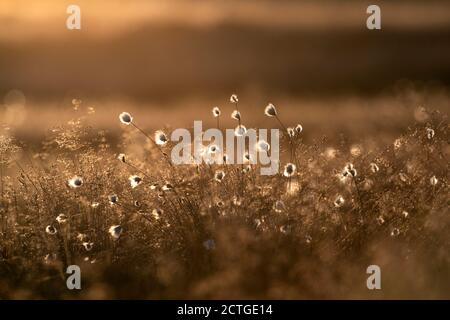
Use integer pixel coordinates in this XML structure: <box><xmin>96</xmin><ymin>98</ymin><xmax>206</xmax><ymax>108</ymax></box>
<box><xmin>0</xmin><ymin>0</ymin><xmax>449</xmax><ymax>142</ymax></box>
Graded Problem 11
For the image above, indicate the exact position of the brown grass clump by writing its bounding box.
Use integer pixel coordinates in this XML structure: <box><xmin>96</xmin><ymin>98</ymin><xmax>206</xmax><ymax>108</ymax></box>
<box><xmin>0</xmin><ymin>100</ymin><xmax>448</xmax><ymax>299</ymax></box>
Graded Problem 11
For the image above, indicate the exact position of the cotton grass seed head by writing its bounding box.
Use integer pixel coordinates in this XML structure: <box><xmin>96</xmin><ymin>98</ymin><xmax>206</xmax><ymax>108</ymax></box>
<box><xmin>91</xmin><ymin>202</ymin><xmax>100</xmax><ymax>208</ymax></box>
<box><xmin>233</xmin><ymin>196</ymin><xmax>242</xmax><ymax>206</ymax></box>
<box><xmin>109</xmin><ymin>225</ymin><xmax>123</xmax><ymax>239</ymax></box>
<box><xmin>280</xmin><ymin>225</ymin><xmax>290</xmax><ymax>234</ymax></box>
<box><xmin>151</xmin><ymin>208</ymin><xmax>163</xmax><ymax>220</ymax></box>
<box><xmin>44</xmin><ymin>253</ymin><xmax>57</xmax><ymax>264</ymax></box>
<box><xmin>255</xmin><ymin>140</ymin><xmax>270</xmax><ymax>152</ymax></box>
<box><xmin>72</xmin><ymin>98</ymin><xmax>82</xmax><ymax>106</ymax></box>
<box><xmin>129</xmin><ymin>175</ymin><xmax>142</xmax><ymax>188</ymax></box>
<box><xmin>77</xmin><ymin>233</ymin><xmax>88</xmax><ymax>242</ymax></box>
<box><xmin>334</xmin><ymin>195</ymin><xmax>345</xmax><ymax>208</ymax></box>
<box><xmin>68</xmin><ymin>176</ymin><xmax>83</xmax><ymax>188</ymax></box>
<box><xmin>399</xmin><ymin>172</ymin><xmax>408</xmax><ymax>183</ymax></box>
<box><xmin>343</xmin><ymin>163</ymin><xmax>357</xmax><ymax>178</ymax></box>
<box><xmin>214</xmin><ymin>170</ymin><xmax>225</xmax><ymax>182</ymax></box>
<box><xmin>264</xmin><ymin>103</ymin><xmax>277</xmax><ymax>117</ymax></box>
<box><xmin>56</xmin><ymin>214</ymin><xmax>68</xmax><ymax>224</ymax></box>
<box><xmin>117</xmin><ymin>153</ymin><xmax>126</xmax><ymax>163</ymax></box>
<box><xmin>162</xmin><ymin>183</ymin><xmax>173</xmax><ymax>191</ymax></box>
<box><xmin>370</xmin><ymin>162</ymin><xmax>379</xmax><ymax>173</ymax></box>
<box><xmin>234</xmin><ymin>125</ymin><xmax>247</xmax><ymax>137</ymax></box>
<box><xmin>155</xmin><ymin>130</ymin><xmax>168</xmax><ymax>145</ymax></box>
<box><xmin>108</xmin><ymin>194</ymin><xmax>119</xmax><ymax>205</ymax></box>
<box><xmin>350</xmin><ymin>145</ymin><xmax>362</xmax><ymax>157</ymax></box>
<box><xmin>426</xmin><ymin>128</ymin><xmax>435</xmax><ymax>139</ymax></box>
<box><xmin>391</xmin><ymin>228</ymin><xmax>400</xmax><ymax>237</ymax></box>
<box><xmin>273</xmin><ymin>200</ymin><xmax>285</xmax><ymax>213</ymax></box>
<box><xmin>208</xmin><ymin>144</ymin><xmax>219</xmax><ymax>154</ymax></box>
<box><xmin>430</xmin><ymin>175</ymin><xmax>438</xmax><ymax>186</ymax></box>
<box><xmin>45</xmin><ymin>225</ymin><xmax>57</xmax><ymax>235</ymax></box>
<box><xmin>287</xmin><ymin>127</ymin><xmax>295</xmax><ymax>137</ymax></box>
<box><xmin>212</xmin><ymin>107</ymin><xmax>221</xmax><ymax>117</ymax></box>
<box><xmin>230</xmin><ymin>94</ymin><xmax>239</xmax><ymax>104</ymax></box>
<box><xmin>295</xmin><ymin>124</ymin><xmax>303</xmax><ymax>134</ymax></box>
<box><xmin>119</xmin><ymin>112</ymin><xmax>133</xmax><ymax>125</ymax></box>
<box><xmin>283</xmin><ymin>163</ymin><xmax>296</xmax><ymax>177</ymax></box>
<box><xmin>344</xmin><ymin>163</ymin><xmax>354</xmax><ymax>171</ymax></box>
<box><xmin>215</xmin><ymin>200</ymin><xmax>224</xmax><ymax>207</ymax></box>
<box><xmin>82</xmin><ymin>242</ymin><xmax>94</xmax><ymax>251</ymax></box>
<box><xmin>231</xmin><ymin>110</ymin><xmax>241</xmax><ymax>121</ymax></box>
<box><xmin>324</xmin><ymin>147</ymin><xmax>337</xmax><ymax>159</ymax></box>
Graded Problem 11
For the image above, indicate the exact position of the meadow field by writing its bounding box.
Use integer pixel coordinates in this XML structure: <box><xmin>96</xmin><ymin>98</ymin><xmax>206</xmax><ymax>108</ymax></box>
<box><xmin>0</xmin><ymin>0</ymin><xmax>449</xmax><ymax>299</ymax></box>
<box><xmin>0</xmin><ymin>93</ymin><xmax>449</xmax><ymax>299</ymax></box>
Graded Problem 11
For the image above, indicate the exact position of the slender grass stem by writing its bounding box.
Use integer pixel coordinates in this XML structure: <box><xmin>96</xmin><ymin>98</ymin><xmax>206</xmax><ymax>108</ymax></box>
<box><xmin>131</xmin><ymin>122</ymin><xmax>174</xmax><ymax>168</ymax></box>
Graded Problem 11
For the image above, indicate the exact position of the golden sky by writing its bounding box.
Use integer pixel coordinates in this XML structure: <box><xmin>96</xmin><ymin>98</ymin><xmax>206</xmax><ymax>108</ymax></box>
<box><xmin>1</xmin><ymin>0</ymin><xmax>449</xmax><ymax>41</ymax></box>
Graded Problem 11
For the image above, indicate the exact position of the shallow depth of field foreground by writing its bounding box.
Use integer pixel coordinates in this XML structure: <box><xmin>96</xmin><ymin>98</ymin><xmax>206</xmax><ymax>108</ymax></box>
<box><xmin>0</xmin><ymin>95</ymin><xmax>448</xmax><ymax>299</ymax></box>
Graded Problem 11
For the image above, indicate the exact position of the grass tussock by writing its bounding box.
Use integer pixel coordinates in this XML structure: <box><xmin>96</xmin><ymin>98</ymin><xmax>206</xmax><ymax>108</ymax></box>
<box><xmin>0</xmin><ymin>98</ymin><xmax>448</xmax><ymax>299</ymax></box>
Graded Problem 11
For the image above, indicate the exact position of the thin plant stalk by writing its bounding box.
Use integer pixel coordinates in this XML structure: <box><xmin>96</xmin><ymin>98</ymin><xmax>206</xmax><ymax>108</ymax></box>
<box><xmin>130</xmin><ymin>122</ymin><xmax>174</xmax><ymax>169</ymax></box>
